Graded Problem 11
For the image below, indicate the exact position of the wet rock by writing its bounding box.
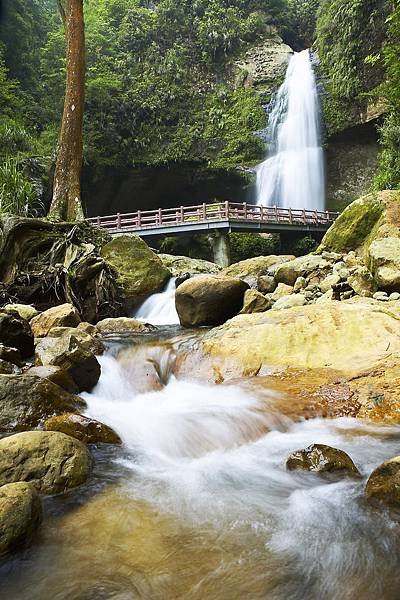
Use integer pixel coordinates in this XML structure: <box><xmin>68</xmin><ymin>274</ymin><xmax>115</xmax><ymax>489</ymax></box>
<box><xmin>0</xmin><ymin>345</ymin><xmax>22</xmax><ymax>366</ymax></box>
<box><xmin>0</xmin><ymin>431</ymin><xmax>91</xmax><ymax>495</ymax></box>
<box><xmin>35</xmin><ymin>330</ymin><xmax>101</xmax><ymax>393</ymax></box>
<box><xmin>0</xmin><ymin>482</ymin><xmax>42</xmax><ymax>555</ymax></box>
<box><xmin>44</xmin><ymin>413</ymin><xmax>122</xmax><ymax>445</ymax></box>
<box><xmin>365</xmin><ymin>457</ymin><xmax>400</xmax><ymax>506</ymax></box>
<box><xmin>3</xmin><ymin>304</ymin><xmax>39</xmax><ymax>321</ymax></box>
<box><xmin>0</xmin><ymin>374</ymin><xmax>84</xmax><ymax>432</ymax></box>
<box><xmin>26</xmin><ymin>365</ymin><xmax>79</xmax><ymax>394</ymax></box>
<box><xmin>286</xmin><ymin>444</ymin><xmax>360</xmax><ymax>477</ymax></box>
<box><xmin>271</xmin><ymin>283</ymin><xmax>293</xmax><ymax>301</ymax></box>
<box><xmin>241</xmin><ymin>289</ymin><xmax>271</xmax><ymax>314</ymax></box>
<box><xmin>0</xmin><ymin>312</ymin><xmax>34</xmax><ymax>359</ymax></box>
<box><xmin>175</xmin><ymin>275</ymin><xmax>249</xmax><ymax>327</ymax></box>
<box><xmin>272</xmin><ymin>294</ymin><xmax>306</xmax><ymax>310</ymax></box>
<box><xmin>158</xmin><ymin>254</ymin><xmax>220</xmax><ymax>276</ymax></box>
<box><xmin>175</xmin><ymin>273</ymin><xmax>191</xmax><ymax>287</ymax></box>
<box><xmin>257</xmin><ymin>275</ymin><xmax>276</xmax><ymax>294</ymax></box>
<box><xmin>101</xmin><ymin>235</ymin><xmax>171</xmax><ymax>304</ymax></box>
<box><xmin>30</xmin><ymin>303</ymin><xmax>81</xmax><ymax>338</ymax></box>
<box><xmin>96</xmin><ymin>317</ymin><xmax>155</xmax><ymax>334</ymax></box>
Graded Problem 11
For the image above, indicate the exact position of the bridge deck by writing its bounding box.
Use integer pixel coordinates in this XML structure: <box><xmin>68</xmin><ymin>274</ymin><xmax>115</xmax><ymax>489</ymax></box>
<box><xmin>88</xmin><ymin>202</ymin><xmax>338</xmax><ymax>237</ymax></box>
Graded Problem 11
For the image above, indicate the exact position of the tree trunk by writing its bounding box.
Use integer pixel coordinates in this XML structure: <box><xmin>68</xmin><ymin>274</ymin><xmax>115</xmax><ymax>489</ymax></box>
<box><xmin>49</xmin><ymin>0</ymin><xmax>85</xmax><ymax>222</ymax></box>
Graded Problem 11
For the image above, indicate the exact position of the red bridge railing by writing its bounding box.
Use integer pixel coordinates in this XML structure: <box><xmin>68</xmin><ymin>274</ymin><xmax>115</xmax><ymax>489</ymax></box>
<box><xmin>87</xmin><ymin>202</ymin><xmax>338</xmax><ymax>232</ymax></box>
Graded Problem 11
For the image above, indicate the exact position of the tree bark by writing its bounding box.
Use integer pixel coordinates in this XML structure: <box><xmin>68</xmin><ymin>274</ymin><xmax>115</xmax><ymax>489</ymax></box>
<box><xmin>49</xmin><ymin>0</ymin><xmax>85</xmax><ymax>221</ymax></box>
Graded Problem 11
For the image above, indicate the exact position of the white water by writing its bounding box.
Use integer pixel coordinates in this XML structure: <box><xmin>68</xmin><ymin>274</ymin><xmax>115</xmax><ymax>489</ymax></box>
<box><xmin>256</xmin><ymin>49</ymin><xmax>325</xmax><ymax>211</ymax></box>
<box><xmin>134</xmin><ymin>277</ymin><xmax>180</xmax><ymax>325</ymax></box>
<box><xmin>80</xmin><ymin>350</ymin><xmax>400</xmax><ymax>599</ymax></box>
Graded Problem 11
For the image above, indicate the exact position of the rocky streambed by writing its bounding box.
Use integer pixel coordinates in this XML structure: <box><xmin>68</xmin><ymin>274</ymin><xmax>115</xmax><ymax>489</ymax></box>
<box><xmin>2</xmin><ymin>190</ymin><xmax>400</xmax><ymax>597</ymax></box>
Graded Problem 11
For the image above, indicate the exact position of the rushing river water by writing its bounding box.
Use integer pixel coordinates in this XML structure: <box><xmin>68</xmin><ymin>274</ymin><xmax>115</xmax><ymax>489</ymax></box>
<box><xmin>2</xmin><ymin>329</ymin><xmax>400</xmax><ymax>599</ymax></box>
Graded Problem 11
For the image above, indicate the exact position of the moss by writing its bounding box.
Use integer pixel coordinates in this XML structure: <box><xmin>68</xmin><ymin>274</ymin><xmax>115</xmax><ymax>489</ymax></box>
<box><xmin>101</xmin><ymin>235</ymin><xmax>171</xmax><ymax>299</ymax></box>
<box><xmin>319</xmin><ymin>193</ymin><xmax>384</xmax><ymax>253</ymax></box>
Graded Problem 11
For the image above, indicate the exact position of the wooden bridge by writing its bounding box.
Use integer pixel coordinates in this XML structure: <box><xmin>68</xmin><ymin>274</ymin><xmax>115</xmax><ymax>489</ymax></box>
<box><xmin>88</xmin><ymin>201</ymin><xmax>338</xmax><ymax>237</ymax></box>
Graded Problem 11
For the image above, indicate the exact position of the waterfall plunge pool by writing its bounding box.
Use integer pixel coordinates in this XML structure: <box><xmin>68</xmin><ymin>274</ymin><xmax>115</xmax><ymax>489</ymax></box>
<box><xmin>1</xmin><ymin>329</ymin><xmax>400</xmax><ymax>600</ymax></box>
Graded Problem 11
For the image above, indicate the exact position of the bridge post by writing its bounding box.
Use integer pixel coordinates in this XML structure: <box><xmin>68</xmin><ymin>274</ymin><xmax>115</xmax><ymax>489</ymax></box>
<box><xmin>212</xmin><ymin>232</ymin><xmax>231</xmax><ymax>268</ymax></box>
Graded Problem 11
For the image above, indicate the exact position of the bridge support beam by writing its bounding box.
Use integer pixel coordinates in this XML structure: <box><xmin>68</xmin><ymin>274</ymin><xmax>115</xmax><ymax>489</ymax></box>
<box><xmin>212</xmin><ymin>232</ymin><xmax>231</xmax><ymax>268</ymax></box>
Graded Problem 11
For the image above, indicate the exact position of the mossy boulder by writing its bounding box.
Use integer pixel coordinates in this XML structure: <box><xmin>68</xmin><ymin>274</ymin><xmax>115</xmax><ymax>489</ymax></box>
<box><xmin>0</xmin><ymin>431</ymin><xmax>91</xmax><ymax>495</ymax></box>
<box><xmin>0</xmin><ymin>482</ymin><xmax>42</xmax><ymax>555</ymax></box>
<box><xmin>44</xmin><ymin>413</ymin><xmax>121</xmax><ymax>445</ymax></box>
<box><xmin>175</xmin><ymin>275</ymin><xmax>249</xmax><ymax>327</ymax></box>
<box><xmin>101</xmin><ymin>235</ymin><xmax>171</xmax><ymax>305</ymax></box>
<box><xmin>286</xmin><ymin>444</ymin><xmax>360</xmax><ymax>478</ymax></box>
<box><xmin>30</xmin><ymin>304</ymin><xmax>81</xmax><ymax>338</ymax></box>
<box><xmin>0</xmin><ymin>374</ymin><xmax>85</xmax><ymax>432</ymax></box>
<box><xmin>158</xmin><ymin>254</ymin><xmax>220</xmax><ymax>276</ymax></box>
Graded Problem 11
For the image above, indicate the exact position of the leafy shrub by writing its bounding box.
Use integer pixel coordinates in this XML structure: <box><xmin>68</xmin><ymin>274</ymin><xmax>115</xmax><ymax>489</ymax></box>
<box><xmin>229</xmin><ymin>232</ymin><xmax>280</xmax><ymax>263</ymax></box>
<box><xmin>0</xmin><ymin>159</ymin><xmax>40</xmax><ymax>216</ymax></box>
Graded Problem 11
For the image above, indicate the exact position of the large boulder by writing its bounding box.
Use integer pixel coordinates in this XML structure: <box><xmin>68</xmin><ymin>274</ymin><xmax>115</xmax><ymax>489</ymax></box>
<box><xmin>365</xmin><ymin>457</ymin><xmax>400</xmax><ymax>507</ymax></box>
<box><xmin>158</xmin><ymin>254</ymin><xmax>220</xmax><ymax>276</ymax></box>
<box><xmin>0</xmin><ymin>431</ymin><xmax>91</xmax><ymax>495</ymax></box>
<box><xmin>175</xmin><ymin>275</ymin><xmax>249</xmax><ymax>327</ymax></box>
<box><xmin>0</xmin><ymin>482</ymin><xmax>42</xmax><ymax>555</ymax></box>
<box><xmin>26</xmin><ymin>365</ymin><xmax>79</xmax><ymax>394</ymax></box>
<box><xmin>44</xmin><ymin>413</ymin><xmax>121</xmax><ymax>445</ymax></box>
<box><xmin>35</xmin><ymin>329</ymin><xmax>101</xmax><ymax>392</ymax></box>
<box><xmin>368</xmin><ymin>238</ymin><xmax>400</xmax><ymax>291</ymax></box>
<box><xmin>286</xmin><ymin>444</ymin><xmax>360</xmax><ymax>477</ymax></box>
<box><xmin>221</xmin><ymin>255</ymin><xmax>295</xmax><ymax>280</ymax></box>
<box><xmin>176</xmin><ymin>301</ymin><xmax>400</xmax><ymax>379</ymax></box>
<box><xmin>96</xmin><ymin>317</ymin><xmax>155</xmax><ymax>334</ymax></box>
<box><xmin>274</xmin><ymin>255</ymin><xmax>330</xmax><ymax>286</ymax></box>
<box><xmin>0</xmin><ymin>374</ymin><xmax>85</xmax><ymax>432</ymax></box>
<box><xmin>30</xmin><ymin>303</ymin><xmax>81</xmax><ymax>338</ymax></box>
<box><xmin>43</xmin><ymin>326</ymin><xmax>104</xmax><ymax>355</ymax></box>
<box><xmin>0</xmin><ymin>345</ymin><xmax>22</xmax><ymax>366</ymax></box>
<box><xmin>101</xmin><ymin>235</ymin><xmax>171</xmax><ymax>304</ymax></box>
<box><xmin>0</xmin><ymin>312</ymin><xmax>34</xmax><ymax>358</ymax></box>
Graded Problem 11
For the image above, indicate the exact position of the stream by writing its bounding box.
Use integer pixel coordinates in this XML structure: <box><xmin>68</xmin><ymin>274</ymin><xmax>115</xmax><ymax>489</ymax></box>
<box><xmin>1</xmin><ymin>326</ymin><xmax>400</xmax><ymax>600</ymax></box>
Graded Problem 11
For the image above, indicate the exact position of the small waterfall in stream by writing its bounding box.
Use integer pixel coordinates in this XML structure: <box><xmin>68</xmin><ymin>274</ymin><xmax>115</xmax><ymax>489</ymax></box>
<box><xmin>134</xmin><ymin>278</ymin><xmax>180</xmax><ymax>326</ymax></box>
<box><xmin>256</xmin><ymin>49</ymin><xmax>325</xmax><ymax>210</ymax></box>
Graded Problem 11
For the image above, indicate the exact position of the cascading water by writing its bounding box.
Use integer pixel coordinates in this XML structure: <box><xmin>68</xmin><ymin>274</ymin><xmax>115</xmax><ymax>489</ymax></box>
<box><xmin>134</xmin><ymin>277</ymin><xmax>180</xmax><ymax>325</ymax></box>
<box><xmin>256</xmin><ymin>49</ymin><xmax>325</xmax><ymax>210</ymax></box>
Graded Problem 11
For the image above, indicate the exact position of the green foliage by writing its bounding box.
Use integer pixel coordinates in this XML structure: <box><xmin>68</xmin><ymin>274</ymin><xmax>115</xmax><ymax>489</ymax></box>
<box><xmin>229</xmin><ymin>233</ymin><xmax>280</xmax><ymax>262</ymax></box>
<box><xmin>284</xmin><ymin>0</ymin><xmax>321</xmax><ymax>50</ymax></box>
<box><xmin>0</xmin><ymin>159</ymin><xmax>40</xmax><ymax>216</ymax></box>
<box><xmin>376</xmin><ymin>3</ymin><xmax>400</xmax><ymax>190</ymax></box>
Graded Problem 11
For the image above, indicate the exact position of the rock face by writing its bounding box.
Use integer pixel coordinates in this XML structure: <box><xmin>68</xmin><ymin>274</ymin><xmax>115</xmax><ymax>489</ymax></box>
<box><xmin>96</xmin><ymin>317</ymin><xmax>155</xmax><ymax>334</ymax></box>
<box><xmin>44</xmin><ymin>413</ymin><xmax>121</xmax><ymax>445</ymax></box>
<box><xmin>101</xmin><ymin>235</ymin><xmax>171</xmax><ymax>304</ymax></box>
<box><xmin>0</xmin><ymin>312</ymin><xmax>34</xmax><ymax>359</ymax></box>
<box><xmin>240</xmin><ymin>289</ymin><xmax>270</xmax><ymax>314</ymax></box>
<box><xmin>0</xmin><ymin>374</ymin><xmax>84</xmax><ymax>432</ymax></box>
<box><xmin>177</xmin><ymin>301</ymin><xmax>400</xmax><ymax>379</ymax></box>
<box><xmin>35</xmin><ymin>329</ymin><xmax>101</xmax><ymax>393</ymax></box>
<box><xmin>158</xmin><ymin>254</ymin><xmax>220</xmax><ymax>276</ymax></box>
<box><xmin>175</xmin><ymin>275</ymin><xmax>249</xmax><ymax>327</ymax></box>
<box><xmin>365</xmin><ymin>457</ymin><xmax>400</xmax><ymax>506</ymax></box>
<box><xmin>286</xmin><ymin>444</ymin><xmax>360</xmax><ymax>477</ymax></box>
<box><xmin>30</xmin><ymin>303</ymin><xmax>81</xmax><ymax>338</ymax></box>
<box><xmin>0</xmin><ymin>431</ymin><xmax>91</xmax><ymax>495</ymax></box>
<box><xmin>0</xmin><ymin>482</ymin><xmax>42</xmax><ymax>555</ymax></box>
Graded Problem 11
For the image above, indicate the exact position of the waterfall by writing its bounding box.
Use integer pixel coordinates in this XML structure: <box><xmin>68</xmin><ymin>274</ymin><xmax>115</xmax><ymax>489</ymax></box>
<box><xmin>256</xmin><ymin>49</ymin><xmax>325</xmax><ymax>211</ymax></box>
<box><xmin>134</xmin><ymin>278</ymin><xmax>180</xmax><ymax>325</ymax></box>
